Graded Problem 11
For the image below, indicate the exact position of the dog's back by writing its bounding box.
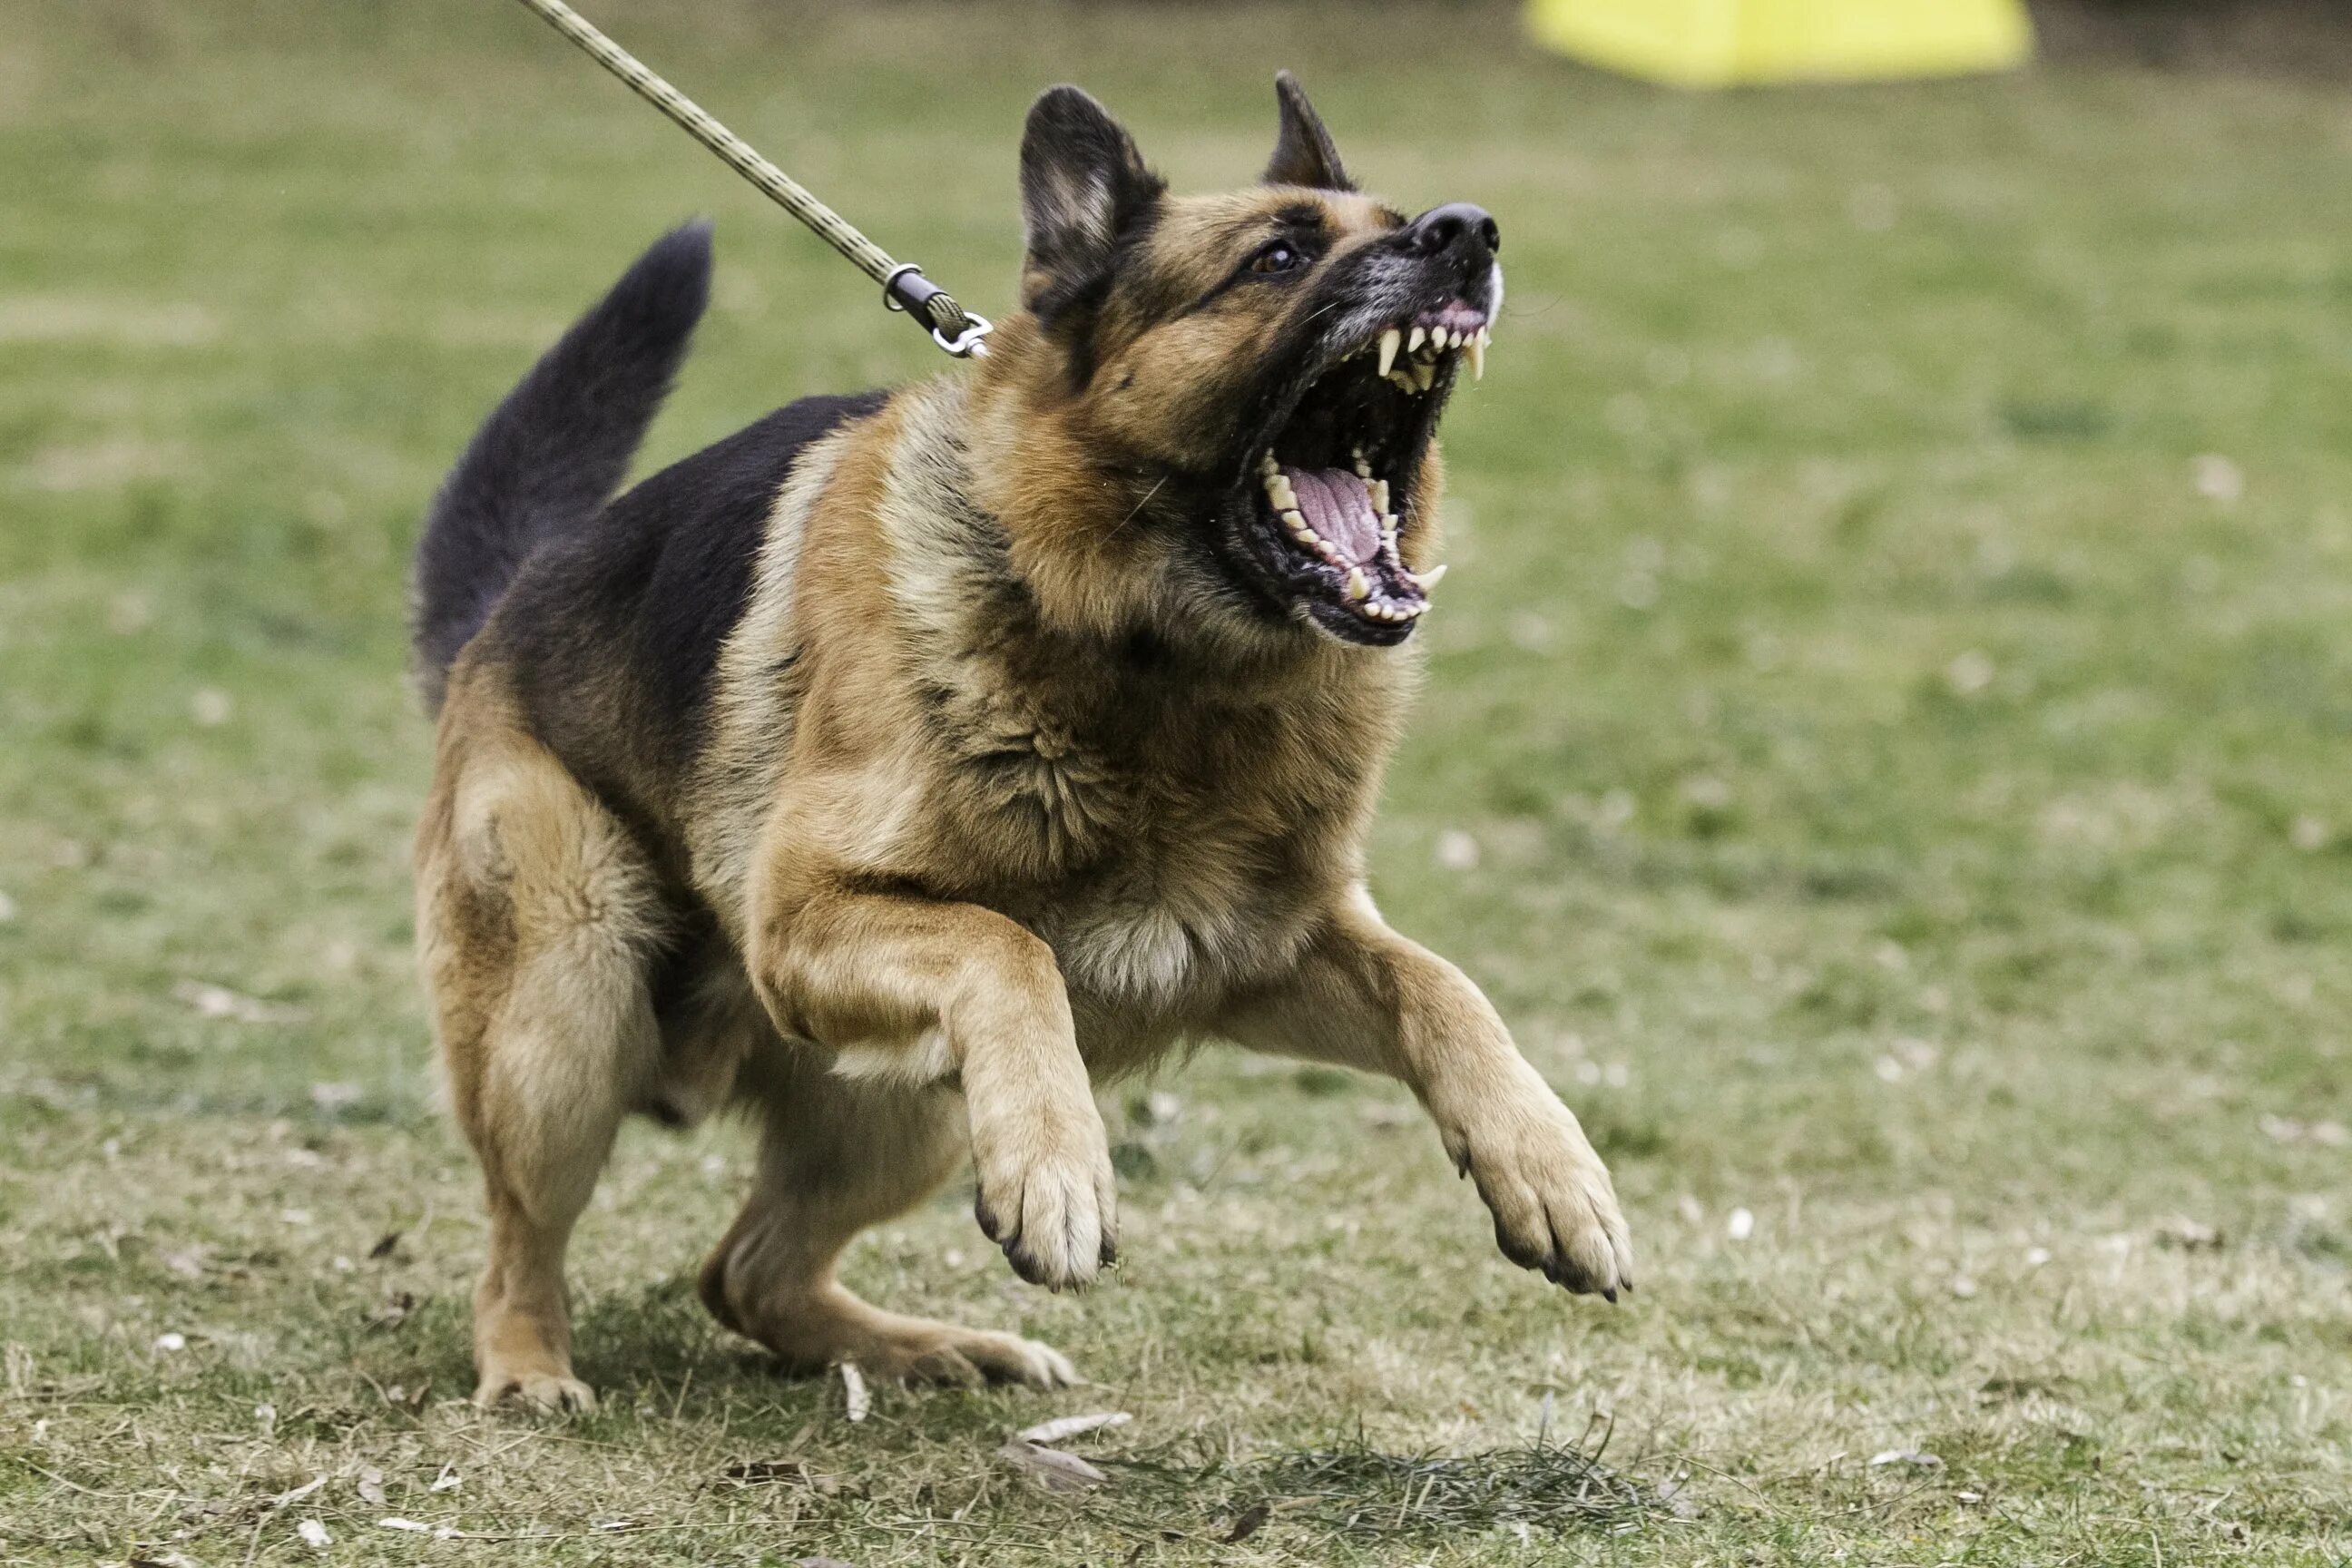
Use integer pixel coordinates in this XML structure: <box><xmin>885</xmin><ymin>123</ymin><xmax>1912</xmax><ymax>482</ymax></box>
<box><xmin>413</xmin><ymin>223</ymin><xmax>886</xmax><ymax>830</ymax></box>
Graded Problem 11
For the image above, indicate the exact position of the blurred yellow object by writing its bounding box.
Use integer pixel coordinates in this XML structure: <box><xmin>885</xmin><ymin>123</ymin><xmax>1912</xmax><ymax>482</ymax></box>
<box><xmin>1527</xmin><ymin>0</ymin><xmax>2034</xmax><ymax>87</ymax></box>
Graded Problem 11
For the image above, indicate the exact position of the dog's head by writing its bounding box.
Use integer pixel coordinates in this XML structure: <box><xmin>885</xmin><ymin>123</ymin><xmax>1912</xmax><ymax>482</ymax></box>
<box><xmin>981</xmin><ymin>74</ymin><xmax>1499</xmax><ymax>651</ymax></box>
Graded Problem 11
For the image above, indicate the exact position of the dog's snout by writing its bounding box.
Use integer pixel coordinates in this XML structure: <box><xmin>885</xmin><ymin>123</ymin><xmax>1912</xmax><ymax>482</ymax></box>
<box><xmin>1405</xmin><ymin>202</ymin><xmax>1500</xmax><ymax>261</ymax></box>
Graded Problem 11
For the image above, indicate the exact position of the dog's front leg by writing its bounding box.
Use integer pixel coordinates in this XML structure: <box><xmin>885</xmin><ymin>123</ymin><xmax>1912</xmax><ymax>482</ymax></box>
<box><xmin>1220</xmin><ymin>894</ymin><xmax>1632</xmax><ymax>1298</ymax></box>
<box><xmin>748</xmin><ymin>880</ymin><xmax>1115</xmax><ymax>1291</ymax></box>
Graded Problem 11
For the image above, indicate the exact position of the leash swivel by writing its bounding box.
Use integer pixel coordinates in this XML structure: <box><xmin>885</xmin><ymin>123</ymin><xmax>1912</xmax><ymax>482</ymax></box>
<box><xmin>882</xmin><ymin>264</ymin><xmax>995</xmax><ymax>358</ymax></box>
<box><xmin>508</xmin><ymin>0</ymin><xmax>992</xmax><ymax>358</ymax></box>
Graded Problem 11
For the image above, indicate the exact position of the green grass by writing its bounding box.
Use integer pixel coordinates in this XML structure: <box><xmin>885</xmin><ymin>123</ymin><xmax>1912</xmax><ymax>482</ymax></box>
<box><xmin>5</xmin><ymin>2</ymin><xmax>2351</xmax><ymax>1562</ymax></box>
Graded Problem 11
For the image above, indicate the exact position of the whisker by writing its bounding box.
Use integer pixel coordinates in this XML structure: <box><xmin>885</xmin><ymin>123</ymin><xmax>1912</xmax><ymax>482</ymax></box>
<box><xmin>1111</xmin><ymin>475</ymin><xmax>1168</xmax><ymax>537</ymax></box>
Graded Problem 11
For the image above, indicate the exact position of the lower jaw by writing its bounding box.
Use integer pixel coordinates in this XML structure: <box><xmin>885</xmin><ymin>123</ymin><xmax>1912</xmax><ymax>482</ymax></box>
<box><xmin>1299</xmin><ymin>595</ymin><xmax>1418</xmax><ymax>647</ymax></box>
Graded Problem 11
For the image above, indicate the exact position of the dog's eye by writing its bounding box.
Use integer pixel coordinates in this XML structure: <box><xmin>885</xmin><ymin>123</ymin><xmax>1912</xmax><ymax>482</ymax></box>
<box><xmin>1249</xmin><ymin>241</ymin><xmax>1306</xmax><ymax>276</ymax></box>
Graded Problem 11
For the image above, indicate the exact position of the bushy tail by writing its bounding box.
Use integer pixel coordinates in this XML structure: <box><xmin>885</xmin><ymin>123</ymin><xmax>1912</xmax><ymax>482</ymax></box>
<box><xmin>411</xmin><ymin>220</ymin><xmax>712</xmax><ymax>710</ymax></box>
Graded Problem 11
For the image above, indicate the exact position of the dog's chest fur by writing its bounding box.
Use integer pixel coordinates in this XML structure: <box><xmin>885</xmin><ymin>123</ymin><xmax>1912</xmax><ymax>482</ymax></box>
<box><xmin>931</xmin><ymin>629</ymin><xmax>1388</xmax><ymax>1021</ymax></box>
<box><xmin>694</xmin><ymin>380</ymin><xmax>1410</xmax><ymax>1038</ymax></box>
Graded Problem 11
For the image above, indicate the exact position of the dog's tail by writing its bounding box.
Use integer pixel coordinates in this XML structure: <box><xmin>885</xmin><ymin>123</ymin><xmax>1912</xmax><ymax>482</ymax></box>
<box><xmin>410</xmin><ymin>220</ymin><xmax>713</xmax><ymax>711</ymax></box>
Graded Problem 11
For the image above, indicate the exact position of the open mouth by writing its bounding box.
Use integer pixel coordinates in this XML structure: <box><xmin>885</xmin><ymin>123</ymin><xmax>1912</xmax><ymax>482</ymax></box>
<box><xmin>1245</xmin><ymin>301</ymin><xmax>1489</xmax><ymax>646</ymax></box>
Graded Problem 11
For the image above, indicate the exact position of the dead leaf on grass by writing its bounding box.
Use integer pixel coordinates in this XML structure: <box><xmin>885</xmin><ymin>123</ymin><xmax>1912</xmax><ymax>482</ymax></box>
<box><xmin>998</xmin><ymin>1437</ymin><xmax>1108</xmax><ymax>1493</ymax></box>
<box><xmin>1015</xmin><ymin>1411</ymin><xmax>1131</xmax><ymax>1445</ymax></box>
<box><xmin>269</xmin><ymin>1476</ymin><xmax>326</xmax><ymax>1508</ymax></box>
<box><xmin>367</xmin><ymin>1230</ymin><xmax>403</xmax><ymax>1260</ymax></box>
<box><xmin>357</xmin><ymin>1466</ymin><xmax>387</xmax><ymax>1505</ymax></box>
<box><xmin>1867</xmin><ymin>1448</ymin><xmax>1943</xmax><ymax>1469</ymax></box>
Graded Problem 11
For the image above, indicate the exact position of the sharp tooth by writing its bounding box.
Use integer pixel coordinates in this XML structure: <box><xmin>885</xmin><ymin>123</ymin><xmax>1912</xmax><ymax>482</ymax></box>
<box><xmin>1268</xmin><ymin>476</ymin><xmax>1297</xmax><ymax>509</ymax></box>
<box><xmin>1283</xmin><ymin>508</ymin><xmax>1317</xmax><ymax>541</ymax></box>
<box><xmin>1410</xmin><ymin>562</ymin><xmax>1449</xmax><ymax>589</ymax></box>
<box><xmin>1351</xmin><ymin>446</ymin><xmax>1371</xmax><ymax>479</ymax></box>
<box><xmin>1467</xmin><ymin>333</ymin><xmax>1485</xmax><ymax>381</ymax></box>
<box><xmin>1377</xmin><ymin>328</ymin><xmax>1402</xmax><ymax>377</ymax></box>
<box><xmin>1367</xmin><ymin>479</ymin><xmax>1389</xmax><ymax>514</ymax></box>
<box><xmin>1397</xmin><ymin>600</ymin><xmax>1426</xmax><ymax>617</ymax></box>
<box><xmin>1259</xmin><ymin>450</ymin><xmax>1279</xmax><ymax>476</ymax></box>
<box><xmin>1387</xmin><ymin>369</ymin><xmax>1416</xmax><ymax>394</ymax></box>
<box><xmin>1345</xmin><ymin>566</ymin><xmax>1369</xmax><ymax>601</ymax></box>
<box><xmin>1408</xmin><ymin>326</ymin><xmax>1426</xmax><ymax>355</ymax></box>
<box><xmin>1412</xmin><ymin>359</ymin><xmax>1436</xmax><ymax>393</ymax></box>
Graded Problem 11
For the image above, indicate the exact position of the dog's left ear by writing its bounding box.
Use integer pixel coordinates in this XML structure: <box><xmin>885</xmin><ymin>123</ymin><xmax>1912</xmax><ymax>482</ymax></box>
<box><xmin>1020</xmin><ymin>85</ymin><xmax>1165</xmax><ymax>310</ymax></box>
<box><xmin>1264</xmin><ymin>71</ymin><xmax>1352</xmax><ymax>191</ymax></box>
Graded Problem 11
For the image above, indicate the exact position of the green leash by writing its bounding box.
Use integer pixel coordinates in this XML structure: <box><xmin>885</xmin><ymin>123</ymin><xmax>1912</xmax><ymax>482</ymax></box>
<box><xmin>509</xmin><ymin>0</ymin><xmax>992</xmax><ymax>358</ymax></box>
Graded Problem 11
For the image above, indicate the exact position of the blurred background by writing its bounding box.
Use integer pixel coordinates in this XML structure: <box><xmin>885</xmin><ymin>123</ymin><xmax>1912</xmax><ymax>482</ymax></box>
<box><xmin>4</xmin><ymin>4</ymin><xmax>2348</xmax><ymax>1563</ymax></box>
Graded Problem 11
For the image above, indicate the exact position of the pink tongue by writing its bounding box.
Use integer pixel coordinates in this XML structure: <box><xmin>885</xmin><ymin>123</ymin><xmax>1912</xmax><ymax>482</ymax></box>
<box><xmin>1284</xmin><ymin>466</ymin><xmax>1381</xmax><ymax>565</ymax></box>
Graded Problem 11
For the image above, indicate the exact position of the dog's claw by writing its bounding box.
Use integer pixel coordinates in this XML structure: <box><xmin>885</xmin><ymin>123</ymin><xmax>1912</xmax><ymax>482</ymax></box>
<box><xmin>969</xmin><ymin>1097</ymin><xmax>1118</xmax><ymax>1293</ymax></box>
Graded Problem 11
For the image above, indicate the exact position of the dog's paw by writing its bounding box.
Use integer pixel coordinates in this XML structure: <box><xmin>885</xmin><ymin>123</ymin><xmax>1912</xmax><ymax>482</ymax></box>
<box><xmin>474</xmin><ymin>1367</ymin><xmax>598</xmax><ymax>1416</ymax></box>
<box><xmin>1448</xmin><ymin>1097</ymin><xmax>1633</xmax><ymax>1300</ymax></box>
<box><xmin>971</xmin><ymin>1103</ymin><xmax>1118</xmax><ymax>1292</ymax></box>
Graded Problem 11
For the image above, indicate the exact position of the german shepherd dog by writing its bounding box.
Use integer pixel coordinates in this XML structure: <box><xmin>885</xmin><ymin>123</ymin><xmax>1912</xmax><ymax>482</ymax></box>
<box><xmin>412</xmin><ymin>74</ymin><xmax>1631</xmax><ymax>1411</ymax></box>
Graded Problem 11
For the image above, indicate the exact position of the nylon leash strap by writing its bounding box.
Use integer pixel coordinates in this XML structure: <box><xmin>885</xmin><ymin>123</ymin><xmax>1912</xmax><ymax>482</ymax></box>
<box><xmin>508</xmin><ymin>0</ymin><xmax>992</xmax><ymax>358</ymax></box>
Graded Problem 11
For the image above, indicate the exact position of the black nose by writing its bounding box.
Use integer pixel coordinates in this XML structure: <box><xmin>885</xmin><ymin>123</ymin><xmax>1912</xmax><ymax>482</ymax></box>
<box><xmin>1405</xmin><ymin>201</ymin><xmax>1500</xmax><ymax>260</ymax></box>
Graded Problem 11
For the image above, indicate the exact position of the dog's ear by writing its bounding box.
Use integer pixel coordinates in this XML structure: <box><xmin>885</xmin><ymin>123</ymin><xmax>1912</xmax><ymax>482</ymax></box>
<box><xmin>1020</xmin><ymin>85</ymin><xmax>1164</xmax><ymax>309</ymax></box>
<box><xmin>1264</xmin><ymin>71</ymin><xmax>1351</xmax><ymax>191</ymax></box>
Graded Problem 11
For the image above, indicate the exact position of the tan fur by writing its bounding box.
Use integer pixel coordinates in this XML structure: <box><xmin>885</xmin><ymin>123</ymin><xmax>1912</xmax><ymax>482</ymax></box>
<box><xmin>416</xmin><ymin>110</ymin><xmax>1628</xmax><ymax>1410</ymax></box>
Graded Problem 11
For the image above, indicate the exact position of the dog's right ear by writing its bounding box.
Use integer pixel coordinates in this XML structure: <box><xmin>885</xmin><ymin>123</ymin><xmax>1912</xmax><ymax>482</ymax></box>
<box><xmin>1020</xmin><ymin>85</ymin><xmax>1164</xmax><ymax>310</ymax></box>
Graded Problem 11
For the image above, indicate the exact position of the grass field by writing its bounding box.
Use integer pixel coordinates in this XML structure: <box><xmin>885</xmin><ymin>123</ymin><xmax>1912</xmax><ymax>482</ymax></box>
<box><xmin>5</xmin><ymin>2</ymin><xmax>2352</xmax><ymax>1563</ymax></box>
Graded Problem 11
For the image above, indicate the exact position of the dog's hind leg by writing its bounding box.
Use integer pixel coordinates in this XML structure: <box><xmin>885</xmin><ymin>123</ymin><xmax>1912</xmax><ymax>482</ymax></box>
<box><xmin>699</xmin><ymin>1055</ymin><xmax>1078</xmax><ymax>1388</ymax></box>
<box><xmin>417</xmin><ymin>678</ymin><xmax>665</xmax><ymax>1414</ymax></box>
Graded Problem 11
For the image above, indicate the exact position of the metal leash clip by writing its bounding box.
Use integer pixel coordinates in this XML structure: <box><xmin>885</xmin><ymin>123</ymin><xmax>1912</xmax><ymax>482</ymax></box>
<box><xmin>883</xmin><ymin>264</ymin><xmax>994</xmax><ymax>358</ymax></box>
